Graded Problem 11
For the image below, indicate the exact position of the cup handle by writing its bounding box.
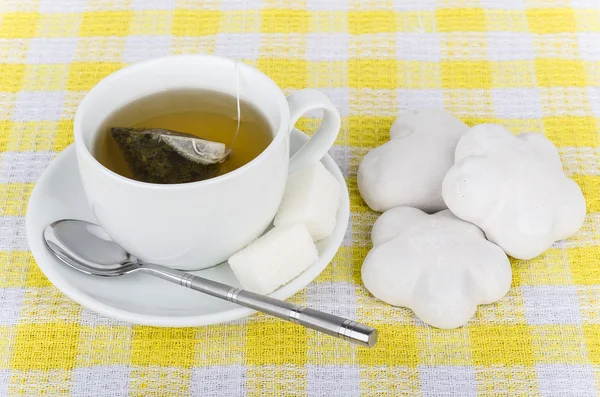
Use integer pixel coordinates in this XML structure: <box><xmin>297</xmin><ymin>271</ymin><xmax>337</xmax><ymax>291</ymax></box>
<box><xmin>286</xmin><ymin>89</ymin><xmax>341</xmax><ymax>174</ymax></box>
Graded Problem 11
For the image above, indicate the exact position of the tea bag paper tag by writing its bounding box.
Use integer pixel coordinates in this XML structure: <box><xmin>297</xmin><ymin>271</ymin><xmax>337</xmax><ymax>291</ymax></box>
<box><xmin>161</xmin><ymin>134</ymin><xmax>228</xmax><ymax>165</ymax></box>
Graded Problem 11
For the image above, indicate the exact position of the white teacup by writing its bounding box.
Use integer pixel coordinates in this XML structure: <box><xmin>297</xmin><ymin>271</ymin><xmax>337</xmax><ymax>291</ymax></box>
<box><xmin>74</xmin><ymin>54</ymin><xmax>340</xmax><ymax>270</ymax></box>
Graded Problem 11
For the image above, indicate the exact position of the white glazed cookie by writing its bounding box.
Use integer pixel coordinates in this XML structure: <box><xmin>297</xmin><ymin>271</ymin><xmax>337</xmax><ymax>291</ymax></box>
<box><xmin>442</xmin><ymin>124</ymin><xmax>586</xmax><ymax>260</ymax></box>
<box><xmin>358</xmin><ymin>109</ymin><xmax>468</xmax><ymax>213</ymax></box>
<box><xmin>361</xmin><ymin>207</ymin><xmax>512</xmax><ymax>329</ymax></box>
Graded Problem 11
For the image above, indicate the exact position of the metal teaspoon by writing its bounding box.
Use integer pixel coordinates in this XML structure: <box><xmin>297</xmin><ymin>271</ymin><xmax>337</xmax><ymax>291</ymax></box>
<box><xmin>43</xmin><ymin>219</ymin><xmax>378</xmax><ymax>347</ymax></box>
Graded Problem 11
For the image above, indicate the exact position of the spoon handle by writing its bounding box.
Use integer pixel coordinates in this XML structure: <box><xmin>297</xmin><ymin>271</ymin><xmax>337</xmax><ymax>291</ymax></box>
<box><xmin>140</xmin><ymin>263</ymin><xmax>378</xmax><ymax>347</ymax></box>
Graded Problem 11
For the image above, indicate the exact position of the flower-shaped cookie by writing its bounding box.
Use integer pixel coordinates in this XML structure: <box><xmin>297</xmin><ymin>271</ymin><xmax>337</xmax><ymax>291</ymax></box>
<box><xmin>361</xmin><ymin>207</ymin><xmax>511</xmax><ymax>329</ymax></box>
<box><xmin>442</xmin><ymin>124</ymin><xmax>586</xmax><ymax>260</ymax></box>
<box><xmin>358</xmin><ymin>109</ymin><xmax>468</xmax><ymax>213</ymax></box>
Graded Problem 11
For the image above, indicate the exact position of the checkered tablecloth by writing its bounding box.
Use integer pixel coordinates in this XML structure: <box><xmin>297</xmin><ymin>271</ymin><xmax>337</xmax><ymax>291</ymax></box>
<box><xmin>0</xmin><ymin>0</ymin><xmax>599</xmax><ymax>395</ymax></box>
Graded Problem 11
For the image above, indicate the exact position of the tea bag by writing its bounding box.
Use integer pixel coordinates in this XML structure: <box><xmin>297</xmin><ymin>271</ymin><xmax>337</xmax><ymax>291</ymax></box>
<box><xmin>111</xmin><ymin>127</ymin><xmax>229</xmax><ymax>184</ymax></box>
<box><xmin>111</xmin><ymin>61</ymin><xmax>243</xmax><ymax>184</ymax></box>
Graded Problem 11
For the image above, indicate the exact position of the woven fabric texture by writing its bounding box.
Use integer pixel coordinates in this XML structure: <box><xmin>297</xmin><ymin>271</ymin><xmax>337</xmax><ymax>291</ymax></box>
<box><xmin>0</xmin><ymin>0</ymin><xmax>599</xmax><ymax>395</ymax></box>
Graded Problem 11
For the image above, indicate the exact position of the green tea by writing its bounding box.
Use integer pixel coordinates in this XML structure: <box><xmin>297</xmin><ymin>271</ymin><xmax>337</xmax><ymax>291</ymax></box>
<box><xmin>94</xmin><ymin>89</ymin><xmax>273</xmax><ymax>183</ymax></box>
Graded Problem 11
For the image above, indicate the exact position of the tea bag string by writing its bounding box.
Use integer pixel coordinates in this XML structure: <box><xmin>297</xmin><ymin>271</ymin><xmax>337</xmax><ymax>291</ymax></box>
<box><xmin>229</xmin><ymin>60</ymin><xmax>241</xmax><ymax>152</ymax></box>
<box><xmin>191</xmin><ymin>60</ymin><xmax>241</xmax><ymax>159</ymax></box>
<box><xmin>229</xmin><ymin>0</ymin><xmax>245</xmax><ymax>153</ymax></box>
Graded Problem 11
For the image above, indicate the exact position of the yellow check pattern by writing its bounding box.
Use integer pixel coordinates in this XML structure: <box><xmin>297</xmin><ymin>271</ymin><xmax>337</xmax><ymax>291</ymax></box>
<box><xmin>0</xmin><ymin>0</ymin><xmax>599</xmax><ymax>395</ymax></box>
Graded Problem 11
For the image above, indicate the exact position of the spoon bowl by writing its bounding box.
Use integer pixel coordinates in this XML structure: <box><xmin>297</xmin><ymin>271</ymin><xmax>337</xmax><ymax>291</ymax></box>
<box><xmin>44</xmin><ymin>219</ymin><xmax>141</xmax><ymax>276</ymax></box>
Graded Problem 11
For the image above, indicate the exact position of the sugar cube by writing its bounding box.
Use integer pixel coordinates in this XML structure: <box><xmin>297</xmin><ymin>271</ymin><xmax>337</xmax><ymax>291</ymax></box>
<box><xmin>228</xmin><ymin>224</ymin><xmax>318</xmax><ymax>294</ymax></box>
<box><xmin>274</xmin><ymin>161</ymin><xmax>341</xmax><ymax>241</ymax></box>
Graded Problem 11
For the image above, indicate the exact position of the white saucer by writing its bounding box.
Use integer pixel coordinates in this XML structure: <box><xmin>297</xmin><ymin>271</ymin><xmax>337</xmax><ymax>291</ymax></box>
<box><xmin>26</xmin><ymin>129</ymin><xmax>349</xmax><ymax>327</ymax></box>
